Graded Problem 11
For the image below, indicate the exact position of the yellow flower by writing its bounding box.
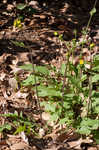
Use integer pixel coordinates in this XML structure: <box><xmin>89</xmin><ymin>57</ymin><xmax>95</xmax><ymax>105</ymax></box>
<box><xmin>17</xmin><ymin>19</ymin><xmax>21</xmax><ymax>24</ymax></box>
<box><xmin>18</xmin><ymin>24</ymin><xmax>22</xmax><ymax>28</ymax></box>
<box><xmin>54</xmin><ymin>32</ymin><xmax>58</xmax><ymax>36</ymax></box>
<box><xmin>79</xmin><ymin>59</ymin><xmax>84</xmax><ymax>65</ymax></box>
<box><xmin>13</xmin><ymin>18</ymin><xmax>22</xmax><ymax>28</ymax></box>
<box><xmin>90</xmin><ymin>43</ymin><xmax>95</xmax><ymax>49</ymax></box>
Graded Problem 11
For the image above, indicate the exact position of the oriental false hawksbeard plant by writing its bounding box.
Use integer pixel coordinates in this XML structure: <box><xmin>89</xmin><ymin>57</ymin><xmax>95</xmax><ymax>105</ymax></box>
<box><xmin>19</xmin><ymin>48</ymin><xmax>99</xmax><ymax>141</ymax></box>
<box><xmin>18</xmin><ymin>35</ymin><xmax>99</xmax><ymax>143</ymax></box>
<box><xmin>18</xmin><ymin>3</ymin><xmax>99</xmax><ymax>143</ymax></box>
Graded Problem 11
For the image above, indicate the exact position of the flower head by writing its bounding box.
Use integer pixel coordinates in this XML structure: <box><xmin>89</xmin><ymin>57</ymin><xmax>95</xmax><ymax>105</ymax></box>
<box><xmin>54</xmin><ymin>32</ymin><xmax>58</xmax><ymax>36</ymax></box>
<box><xmin>13</xmin><ymin>18</ymin><xmax>22</xmax><ymax>28</ymax></box>
<box><xmin>79</xmin><ymin>59</ymin><xmax>84</xmax><ymax>65</ymax></box>
<box><xmin>90</xmin><ymin>43</ymin><xmax>95</xmax><ymax>49</ymax></box>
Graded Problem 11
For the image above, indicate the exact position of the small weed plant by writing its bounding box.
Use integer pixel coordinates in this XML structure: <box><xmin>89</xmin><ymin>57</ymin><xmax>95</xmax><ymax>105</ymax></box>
<box><xmin>19</xmin><ymin>39</ymin><xmax>99</xmax><ymax>143</ymax></box>
<box><xmin>0</xmin><ymin>111</ymin><xmax>36</xmax><ymax>135</ymax></box>
<box><xmin>19</xmin><ymin>1</ymin><xmax>99</xmax><ymax>143</ymax></box>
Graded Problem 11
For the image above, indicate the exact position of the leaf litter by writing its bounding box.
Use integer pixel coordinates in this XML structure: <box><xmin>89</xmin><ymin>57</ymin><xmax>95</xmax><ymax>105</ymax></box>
<box><xmin>0</xmin><ymin>0</ymin><xmax>99</xmax><ymax>150</ymax></box>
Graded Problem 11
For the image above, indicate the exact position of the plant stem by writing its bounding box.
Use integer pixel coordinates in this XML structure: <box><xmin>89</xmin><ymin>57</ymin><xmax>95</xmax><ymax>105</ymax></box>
<box><xmin>61</xmin><ymin>64</ymin><xmax>67</xmax><ymax>107</ymax></box>
<box><xmin>85</xmin><ymin>0</ymin><xmax>97</xmax><ymax>35</ymax></box>
<box><xmin>87</xmin><ymin>75</ymin><xmax>92</xmax><ymax>115</ymax></box>
<box><xmin>87</xmin><ymin>53</ymin><xmax>93</xmax><ymax>115</ymax></box>
<box><xmin>81</xmin><ymin>0</ymin><xmax>97</xmax><ymax>49</ymax></box>
<box><xmin>25</xmin><ymin>39</ymin><xmax>41</xmax><ymax>118</ymax></box>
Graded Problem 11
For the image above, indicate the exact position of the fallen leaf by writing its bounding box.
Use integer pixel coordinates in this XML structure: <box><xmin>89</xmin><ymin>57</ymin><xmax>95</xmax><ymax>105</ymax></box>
<box><xmin>10</xmin><ymin>142</ymin><xmax>28</xmax><ymax>150</ymax></box>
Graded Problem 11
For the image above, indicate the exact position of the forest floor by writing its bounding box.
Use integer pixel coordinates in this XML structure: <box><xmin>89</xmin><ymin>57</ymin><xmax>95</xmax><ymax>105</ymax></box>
<box><xmin>0</xmin><ymin>0</ymin><xmax>99</xmax><ymax>150</ymax></box>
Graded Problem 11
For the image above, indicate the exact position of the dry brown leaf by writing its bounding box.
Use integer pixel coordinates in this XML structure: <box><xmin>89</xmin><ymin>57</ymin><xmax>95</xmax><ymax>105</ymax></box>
<box><xmin>88</xmin><ymin>147</ymin><xmax>97</xmax><ymax>150</ymax></box>
<box><xmin>20</xmin><ymin>131</ymin><xmax>29</xmax><ymax>144</ymax></box>
<box><xmin>7</xmin><ymin>4</ymin><xmax>14</xmax><ymax>11</ymax></box>
<box><xmin>56</xmin><ymin>130</ymin><xmax>79</xmax><ymax>143</ymax></box>
<box><xmin>39</xmin><ymin>128</ymin><xmax>45</xmax><ymax>138</ymax></box>
<box><xmin>6</xmin><ymin>134</ymin><xmax>21</xmax><ymax>146</ymax></box>
<box><xmin>10</xmin><ymin>142</ymin><xmax>28</xmax><ymax>150</ymax></box>
<box><xmin>9</xmin><ymin>78</ymin><xmax>18</xmax><ymax>91</ymax></box>
<box><xmin>42</xmin><ymin>112</ymin><xmax>54</xmax><ymax>126</ymax></box>
<box><xmin>42</xmin><ymin>112</ymin><xmax>51</xmax><ymax>121</ymax></box>
<box><xmin>14</xmin><ymin>91</ymin><xmax>28</xmax><ymax>99</ymax></box>
<box><xmin>0</xmin><ymin>72</ymin><xmax>6</xmax><ymax>81</ymax></box>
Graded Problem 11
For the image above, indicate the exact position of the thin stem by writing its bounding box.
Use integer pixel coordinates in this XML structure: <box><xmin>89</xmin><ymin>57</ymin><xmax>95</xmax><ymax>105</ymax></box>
<box><xmin>61</xmin><ymin>43</ymin><xmax>70</xmax><ymax>113</ymax></box>
<box><xmin>25</xmin><ymin>39</ymin><xmax>41</xmax><ymax>118</ymax></box>
<box><xmin>86</xmin><ymin>0</ymin><xmax>97</xmax><ymax>32</ymax></box>
<box><xmin>61</xmin><ymin>64</ymin><xmax>67</xmax><ymax>107</ymax></box>
<box><xmin>87</xmin><ymin>75</ymin><xmax>92</xmax><ymax>115</ymax></box>
<box><xmin>87</xmin><ymin>52</ymin><xmax>93</xmax><ymax>115</ymax></box>
<box><xmin>82</xmin><ymin>0</ymin><xmax>97</xmax><ymax>48</ymax></box>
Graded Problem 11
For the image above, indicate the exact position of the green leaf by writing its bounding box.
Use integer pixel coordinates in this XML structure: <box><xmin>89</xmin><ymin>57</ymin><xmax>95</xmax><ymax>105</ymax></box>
<box><xmin>20</xmin><ymin>64</ymin><xmax>33</xmax><ymax>71</ymax></box>
<box><xmin>64</xmin><ymin>93</ymin><xmax>75</xmax><ymax>98</ymax></box>
<box><xmin>35</xmin><ymin>66</ymin><xmax>49</xmax><ymax>75</ymax></box>
<box><xmin>60</xmin><ymin>63</ymin><xmax>66</xmax><ymax>75</ymax></box>
<box><xmin>64</xmin><ymin>102</ymin><xmax>71</xmax><ymax>109</ymax></box>
<box><xmin>50</xmin><ymin>113</ymin><xmax>59</xmax><ymax>121</ymax></box>
<box><xmin>11</xmin><ymin>40</ymin><xmax>25</xmax><ymax>48</ymax></box>
<box><xmin>93</xmin><ymin>55</ymin><xmax>99</xmax><ymax>65</ymax></box>
<box><xmin>59</xmin><ymin>118</ymin><xmax>68</xmax><ymax>124</ymax></box>
<box><xmin>16</xmin><ymin>3</ymin><xmax>27</xmax><ymax>10</ymax></box>
<box><xmin>38</xmin><ymin>86</ymin><xmax>62</xmax><ymax>97</ymax></box>
<box><xmin>81</xmin><ymin>74</ymin><xmax>87</xmax><ymax>82</ymax></box>
<box><xmin>92</xmin><ymin>98</ymin><xmax>99</xmax><ymax>114</ymax></box>
<box><xmin>90</xmin><ymin>7</ymin><xmax>96</xmax><ymax>16</ymax></box>
<box><xmin>20</xmin><ymin>64</ymin><xmax>49</xmax><ymax>75</ymax></box>
<box><xmin>45</xmin><ymin>102</ymin><xmax>56</xmax><ymax>112</ymax></box>
<box><xmin>0</xmin><ymin>112</ymin><xmax>18</xmax><ymax>118</ymax></box>
<box><xmin>14</xmin><ymin>125</ymin><xmax>26</xmax><ymax>135</ymax></box>
<box><xmin>93</xmin><ymin>55</ymin><xmax>99</xmax><ymax>72</ymax></box>
<box><xmin>94</xmin><ymin>106</ymin><xmax>99</xmax><ymax>114</ymax></box>
<box><xmin>77</xmin><ymin>126</ymin><xmax>91</xmax><ymax>135</ymax></box>
<box><xmin>77</xmin><ymin>118</ymin><xmax>99</xmax><ymax>135</ymax></box>
<box><xmin>21</xmin><ymin>75</ymin><xmax>37</xmax><ymax>86</ymax></box>
<box><xmin>92</xmin><ymin>66</ymin><xmax>99</xmax><ymax>72</ymax></box>
<box><xmin>94</xmin><ymin>131</ymin><xmax>99</xmax><ymax>144</ymax></box>
<box><xmin>67</xmin><ymin>75</ymin><xmax>82</xmax><ymax>90</ymax></box>
<box><xmin>92</xmin><ymin>74</ymin><xmax>99</xmax><ymax>83</ymax></box>
<box><xmin>0</xmin><ymin>124</ymin><xmax>11</xmax><ymax>132</ymax></box>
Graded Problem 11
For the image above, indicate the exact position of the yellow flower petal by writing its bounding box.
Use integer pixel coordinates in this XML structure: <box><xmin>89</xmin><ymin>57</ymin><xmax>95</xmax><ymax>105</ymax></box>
<box><xmin>13</xmin><ymin>19</ymin><xmax>17</xmax><ymax>27</ymax></box>
<box><xmin>90</xmin><ymin>43</ymin><xmax>95</xmax><ymax>49</ymax></box>
<box><xmin>54</xmin><ymin>32</ymin><xmax>58</xmax><ymax>36</ymax></box>
<box><xmin>13</xmin><ymin>19</ymin><xmax>21</xmax><ymax>28</ymax></box>
<box><xmin>79</xmin><ymin>59</ymin><xmax>84</xmax><ymax>65</ymax></box>
<box><xmin>18</xmin><ymin>24</ymin><xmax>22</xmax><ymax>28</ymax></box>
<box><xmin>17</xmin><ymin>19</ymin><xmax>21</xmax><ymax>25</ymax></box>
